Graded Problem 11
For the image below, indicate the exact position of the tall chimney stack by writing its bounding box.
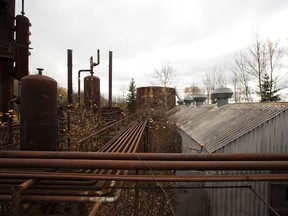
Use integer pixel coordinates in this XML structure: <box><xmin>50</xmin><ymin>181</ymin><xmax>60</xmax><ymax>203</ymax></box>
<box><xmin>67</xmin><ymin>49</ymin><xmax>73</xmax><ymax>104</ymax></box>
<box><xmin>108</xmin><ymin>51</ymin><xmax>113</xmax><ymax>107</ymax></box>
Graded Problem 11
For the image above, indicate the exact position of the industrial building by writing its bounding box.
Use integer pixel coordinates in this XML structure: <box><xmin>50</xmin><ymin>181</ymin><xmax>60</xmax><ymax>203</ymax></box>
<box><xmin>172</xmin><ymin>91</ymin><xmax>288</xmax><ymax>215</ymax></box>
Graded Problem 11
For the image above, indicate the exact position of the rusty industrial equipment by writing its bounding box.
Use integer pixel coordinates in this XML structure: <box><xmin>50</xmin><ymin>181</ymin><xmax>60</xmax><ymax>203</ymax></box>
<box><xmin>78</xmin><ymin>50</ymin><xmax>100</xmax><ymax>108</ymax></box>
<box><xmin>15</xmin><ymin>14</ymin><xmax>31</xmax><ymax>80</ymax></box>
<box><xmin>1</xmin><ymin>117</ymin><xmax>148</xmax><ymax>215</ymax></box>
<box><xmin>20</xmin><ymin>68</ymin><xmax>57</xmax><ymax>151</ymax></box>
<box><xmin>0</xmin><ymin>0</ymin><xmax>16</xmax><ymax>122</ymax></box>
<box><xmin>2</xmin><ymin>2</ymin><xmax>288</xmax><ymax>215</ymax></box>
<box><xmin>108</xmin><ymin>51</ymin><xmax>113</xmax><ymax>107</ymax></box>
<box><xmin>67</xmin><ymin>49</ymin><xmax>73</xmax><ymax>104</ymax></box>
<box><xmin>84</xmin><ymin>74</ymin><xmax>100</xmax><ymax>110</ymax></box>
<box><xmin>0</xmin><ymin>0</ymin><xmax>31</xmax><ymax>122</ymax></box>
<box><xmin>136</xmin><ymin>86</ymin><xmax>176</xmax><ymax>112</ymax></box>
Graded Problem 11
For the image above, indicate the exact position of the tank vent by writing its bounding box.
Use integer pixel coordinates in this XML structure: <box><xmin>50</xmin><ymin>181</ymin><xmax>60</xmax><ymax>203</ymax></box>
<box><xmin>211</xmin><ymin>87</ymin><xmax>233</xmax><ymax>107</ymax></box>
<box><xmin>177</xmin><ymin>99</ymin><xmax>184</xmax><ymax>106</ymax></box>
<box><xmin>193</xmin><ymin>94</ymin><xmax>207</xmax><ymax>107</ymax></box>
<box><xmin>183</xmin><ymin>97</ymin><xmax>193</xmax><ymax>107</ymax></box>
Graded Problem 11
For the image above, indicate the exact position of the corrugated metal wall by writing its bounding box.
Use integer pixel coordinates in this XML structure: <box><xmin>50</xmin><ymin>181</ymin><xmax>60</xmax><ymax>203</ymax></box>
<box><xmin>176</xmin><ymin>110</ymin><xmax>288</xmax><ymax>216</ymax></box>
<box><xmin>206</xmin><ymin>173</ymin><xmax>269</xmax><ymax>216</ymax></box>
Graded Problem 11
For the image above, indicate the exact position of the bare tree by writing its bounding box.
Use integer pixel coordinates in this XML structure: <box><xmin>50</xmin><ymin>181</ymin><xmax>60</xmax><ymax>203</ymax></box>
<box><xmin>214</xmin><ymin>67</ymin><xmax>228</xmax><ymax>87</ymax></box>
<box><xmin>243</xmin><ymin>33</ymin><xmax>268</xmax><ymax>101</ymax></box>
<box><xmin>232</xmin><ymin>50</ymin><xmax>252</xmax><ymax>102</ymax></box>
<box><xmin>267</xmin><ymin>39</ymin><xmax>284</xmax><ymax>92</ymax></box>
<box><xmin>152</xmin><ymin>61</ymin><xmax>178</xmax><ymax>87</ymax></box>
<box><xmin>119</xmin><ymin>85</ymin><xmax>126</xmax><ymax>103</ymax></box>
<box><xmin>233</xmin><ymin>32</ymin><xmax>285</xmax><ymax>102</ymax></box>
<box><xmin>231</xmin><ymin>68</ymin><xmax>241</xmax><ymax>103</ymax></box>
<box><xmin>203</xmin><ymin>67</ymin><xmax>227</xmax><ymax>104</ymax></box>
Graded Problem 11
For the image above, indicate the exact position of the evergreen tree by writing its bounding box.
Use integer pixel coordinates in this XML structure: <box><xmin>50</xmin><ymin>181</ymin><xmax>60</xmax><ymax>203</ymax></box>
<box><xmin>126</xmin><ymin>78</ymin><xmax>137</xmax><ymax>114</ymax></box>
<box><xmin>259</xmin><ymin>74</ymin><xmax>281</xmax><ymax>102</ymax></box>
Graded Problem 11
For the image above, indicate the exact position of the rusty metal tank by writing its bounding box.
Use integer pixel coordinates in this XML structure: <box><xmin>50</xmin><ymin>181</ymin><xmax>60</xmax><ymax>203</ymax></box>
<box><xmin>136</xmin><ymin>86</ymin><xmax>176</xmax><ymax>112</ymax></box>
<box><xmin>84</xmin><ymin>75</ymin><xmax>100</xmax><ymax>110</ymax></box>
<box><xmin>20</xmin><ymin>69</ymin><xmax>57</xmax><ymax>151</ymax></box>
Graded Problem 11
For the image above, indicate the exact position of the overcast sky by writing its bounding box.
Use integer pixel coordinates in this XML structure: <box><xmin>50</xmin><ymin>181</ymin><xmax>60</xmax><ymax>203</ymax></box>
<box><xmin>16</xmin><ymin>0</ymin><xmax>288</xmax><ymax>99</ymax></box>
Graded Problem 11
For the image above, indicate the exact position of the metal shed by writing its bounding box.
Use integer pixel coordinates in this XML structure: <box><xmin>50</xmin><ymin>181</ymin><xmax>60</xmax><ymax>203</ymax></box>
<box><xmin>172</xmin><ymin>103</ymin><xmax>288</xmax><ymax>216</ymax></box>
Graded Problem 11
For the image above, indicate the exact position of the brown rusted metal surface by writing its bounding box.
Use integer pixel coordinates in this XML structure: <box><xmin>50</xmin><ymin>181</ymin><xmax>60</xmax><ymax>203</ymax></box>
<box><xmin>3</xmin><ymin>114</ymin><xmax>288</xmax><ymax>215</ymax></box>
<box><xmin>1</xmin><ymin>158</ymin><xmax>288</xmax><ymax>170</ymax></box>
<box><xmin>84</xmin><ymin>75</ymin><xmax>100</xmax><ymax>110</ymax></box>
<box><xmin>12</xmin><ymin>179</ymin><xmax>36</xmax><ymax>216</ymax></box>
<box><xmin>2</xmin><ymin>151</ymin><xmax>288</xmax><ymax>161</ymax></box>
<box><xmin>1</xmin><ymin>172</ymin><xmax>288</xmax><ymax>183</ymax></box>
<box><xmin>67</xmin><ymin>49</ymin><xmax>73</xmax><ymax>104</ymax></box>
<box><xmin>108</xmin><ymin>51</ymin><xmax>113</xmax><ymax>107</ymax></box>
<box><xmin>20</xmin><ymin>70</ymin><xmax>57</xmax><ymax>150</ymax></box>
<box><xmin>0</xmin><ymin>0</ymin><xmax>15</xmax><ymax>122</ymax></box>
<box><xmin>77</xmin><ymin>69</ymin><xmax>90</xmax><ymax>104</ymax></box>
<box><xmin>136</xmin><ymin>86</ymin><xmax>176</xmax><ymax>112</ymax></box>
<box><xmin>15</xmin><ymin>14</ymin><xmax>31</xmax><ymax>80</ymax></box>
<box><xmin>89</xmin><ymin>201</ymin><xmax>101</xmax><ymax>216</ymax></box>
<box><xmin>0</xmin><ymin>0</ymin><xmax>15</xmax><ymax>60</ymax></box>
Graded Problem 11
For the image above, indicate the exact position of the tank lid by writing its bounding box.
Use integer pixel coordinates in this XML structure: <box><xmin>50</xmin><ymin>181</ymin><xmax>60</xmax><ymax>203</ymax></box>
<box><xmin>211</xmin><ymin>87</ymin><xmax>233</xmax><ymax>99</ymax></box>
<box><xmin>193</xmin><ymin>94</ymin><xmax>207</xmax><ymax>102</ymax></box>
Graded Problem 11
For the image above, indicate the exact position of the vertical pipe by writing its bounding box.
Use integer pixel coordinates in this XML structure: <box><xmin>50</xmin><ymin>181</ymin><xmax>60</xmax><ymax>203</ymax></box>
<box><xmin>12</xmin><ymin>179</ymin><xmax>36</xmax><ymax>216</ymax></box>
<box><xmin>108</xmin><ymin>51</ymin><xmax>113</xmax><ymax>107</ymax></box>
<box><xmin>67</xmin><ymin>49</ymin><xmax>73</xmax><ymax>104</ymax></box>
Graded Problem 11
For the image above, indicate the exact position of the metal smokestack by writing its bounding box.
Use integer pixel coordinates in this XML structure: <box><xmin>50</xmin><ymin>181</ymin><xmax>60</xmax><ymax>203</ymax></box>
<box><xmin>67</xmin><ymin>49</ymin><xmax>73</xmax><ymax>104</ymax></box>
<box><xmin>108</xmin><ymin>51</ymin><xmax>113</xmax><ymax>107</ymax></box>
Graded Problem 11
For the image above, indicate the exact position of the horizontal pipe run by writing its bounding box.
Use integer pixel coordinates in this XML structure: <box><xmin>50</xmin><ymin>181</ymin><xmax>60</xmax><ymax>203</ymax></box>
<box><xmin>0</xmin><ymin>194</ymin><xmax>120</xmax><ymax>203</ymax></box>
<box><xmin>1</xmin><ymin>158</ymin><xmax>288</xmax><ymax>170</ymax></box>
<box><xmin>77</xmin><ymin>113</ymin><xmax>138</xmax><ymax>145</ymax></box>
<box><xmin>0</xmin><ymin>185</ymin><xmax>251</xmax><ymax>202</ymax></box>
<box><xmin>0</xmin><ymin>185</ymin><xmax>254</xmax><ymax>192</ymax></box>
<box><xmin>1</xmin><ymin>172</ymin><xmax>288</xmax><ymax>182</ymax></box>
<box><xmin>2</xmin><ymin>151</ymin><xmax>288</xmax><ymax>161</ymax></box>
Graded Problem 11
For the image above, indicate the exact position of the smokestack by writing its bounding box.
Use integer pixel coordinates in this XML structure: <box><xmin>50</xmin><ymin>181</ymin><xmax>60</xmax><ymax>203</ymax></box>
<box><xmin>193</xmin><ymin>94</ymin><xmax>207</xmax><ymax>107</ymax></box>
<box><xmin>67</xmin><ymin>49</ymin><xmax>73</xmax><ymax>104</ymax></box>
<box><xmin>211</xmin><ymin>87</ymin><xmax>233</xmax><ymax>107</ymax></box>
<box><xmin>108</xmin><ymin>51</ymin><xmax>112</xmax><ymax>107</ymax></box>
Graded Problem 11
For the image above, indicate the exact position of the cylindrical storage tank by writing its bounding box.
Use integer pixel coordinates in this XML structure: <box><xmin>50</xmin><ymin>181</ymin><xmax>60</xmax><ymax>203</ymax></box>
<box><xmin>136</xmin><ymin>86</ymin><xmax>176</xmax><ymax>112</ymax></box>
<box><xmin>84</xmin><ymin>75</ymin><xmax>100</xmax><ymax>111</ymax></box>
<box><xmin>20</xmin><ymin>72</ymin><xmax>57</xmax><ymax>151</ymax></box>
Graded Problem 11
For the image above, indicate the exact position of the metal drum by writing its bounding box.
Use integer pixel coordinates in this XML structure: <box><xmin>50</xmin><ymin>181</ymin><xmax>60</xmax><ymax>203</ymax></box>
<box><xmin>84</xmin><ymin>75</ymin><xmax>100</xmax><ymax>111</ymax></box>
<box><xmin>20</xmin><ymin>71</ymin><xmax>57</xmax><ymax>150</ymax></box>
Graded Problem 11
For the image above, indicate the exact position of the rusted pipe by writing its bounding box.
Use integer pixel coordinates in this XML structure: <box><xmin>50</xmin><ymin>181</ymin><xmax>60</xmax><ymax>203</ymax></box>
<box><xmin>77</xmin><ymin>69</ymin><xmax>91</xmax><ymax>105</ymax></box>
<box><xmin>67</xmin><ymin>49</ymin><xmax>73</xmax><ymax>104</ymax></box>
<box><xmin>108</xmin><ymin>51</ymin><xmax>112</xmax><ymax>107</ymax></box>
<box><xmin>2</xmin><ymin>151</ymin><xmax>288</xmax><ymax>161</ymax></box>
<box><xmin>76</xmin><ymin>113</ymin><xmax>138</xmax><ymax>148</ymax></box>
<box><xmin>12</xmin><ymin>179</ymin><xmax>36</xmax><ymax>216</ymax></box>
<box><xmin>89</xmin><ymin>201</ymin><xmax>101</xmax><ymax>216</ymax></box>
<box><xmin>248</xmin><ymin>186</ymin><xmax>280</xmax><ymax>216</ymax></box>
<box><xmin>2</xmin><ymin>158</ymin><xmax>288</xmax><ymax>170</ymax></box>
<box><xmin>1</xmin><ymin>172</ymin><xmax>288</xmax><ymax>182</ymax></box>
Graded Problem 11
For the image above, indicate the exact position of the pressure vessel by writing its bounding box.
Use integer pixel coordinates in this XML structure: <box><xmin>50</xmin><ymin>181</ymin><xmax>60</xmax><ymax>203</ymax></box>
<box><xmin>20</xmin><ymin>70</ymin><xmax>57</xmax><ymax>150</ymax></box>
<box><xmin>84</xmin><ymin>75</ymin><xmax>100</xmax><ymax>111</ymax></box>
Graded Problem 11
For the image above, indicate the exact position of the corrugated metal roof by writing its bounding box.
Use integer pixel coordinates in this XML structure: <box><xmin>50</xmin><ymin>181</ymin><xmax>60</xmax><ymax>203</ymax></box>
<box><xmin>172</xmin><ymin>103</ymin><xmax>288</xmax><ymax>153</ymax></box>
